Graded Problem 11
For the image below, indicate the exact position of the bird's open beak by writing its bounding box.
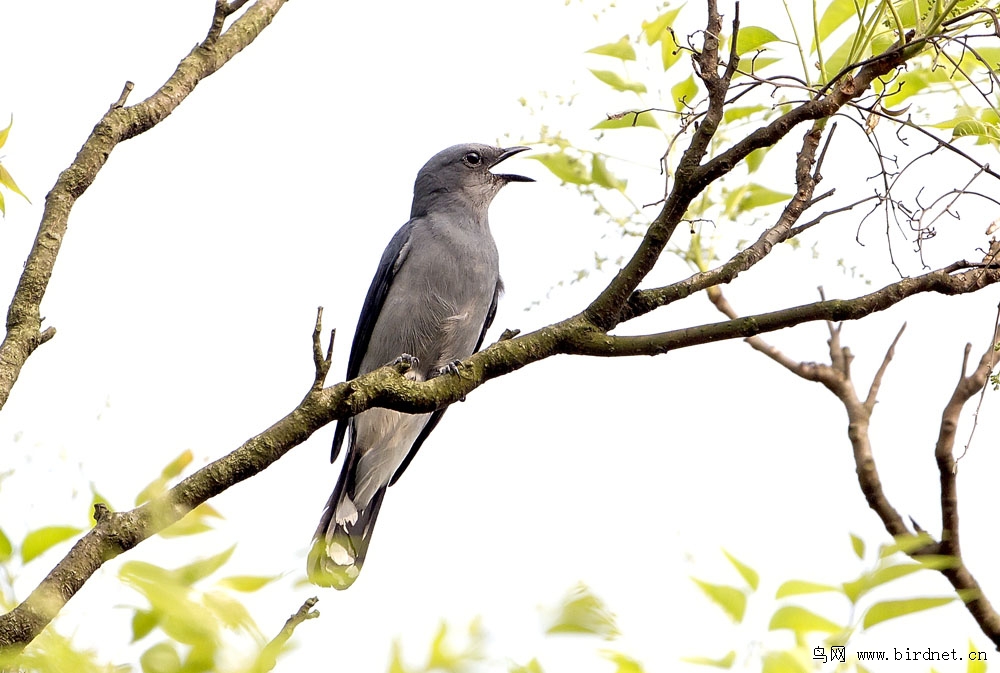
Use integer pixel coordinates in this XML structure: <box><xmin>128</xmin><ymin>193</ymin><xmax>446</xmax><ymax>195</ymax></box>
<box><xmin>490</xmin><ymin>146</ymin><xmax>534</xmax><ymax>183</ymax></box>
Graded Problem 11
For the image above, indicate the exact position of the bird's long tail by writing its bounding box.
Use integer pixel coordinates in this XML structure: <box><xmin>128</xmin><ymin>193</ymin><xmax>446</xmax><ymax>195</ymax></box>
<box><xmin>307</xmin><ymin>463</ymin><xmax>386</xmax><ymax>590</ymax></box>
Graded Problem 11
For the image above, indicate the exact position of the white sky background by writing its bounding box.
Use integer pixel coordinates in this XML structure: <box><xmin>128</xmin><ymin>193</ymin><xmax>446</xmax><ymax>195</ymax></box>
<box><xmin>1</xmin><ymin>1</ymin><xmax>999</xmax><ymax>671</ymax></box>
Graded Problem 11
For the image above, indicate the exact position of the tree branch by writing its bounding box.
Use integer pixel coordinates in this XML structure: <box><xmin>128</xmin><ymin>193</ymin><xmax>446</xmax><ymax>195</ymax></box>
<box><xmin>709</xmin><ymin>287</ymin><xmax>1000</xmax><ymax>646</ymax></box>
<box><xmin>4</xmin><ymin>0</ymin><xmax>999</xmax><ymax>655</ymax></box>
<box><xmin>6</xmin><ymin>239</ymin><xmax>1000</xmax><ymax>652</ymax></box>
<box><xmin>0</xmin><ymin>0</ymin><xmax>290</xmax><ymax>415</ymax></box>
<box><xmin>622</xmin><ymin>120</ymin><xmax>829</xmax><ymax>322</ymax></box>
<box><xmin>570</xmin><ymin>253</ymin><xmax>1000</xmax><ymax>358</ymax></box>
<box><xmin>935</xmin><ymin>312</ymin><xmax>1000</xmax><ymax>555</ymax></box>
<box><xmin>582</xmin><ymin>7</ymin><xmax>911</xmax><ymax>333</ymax></box>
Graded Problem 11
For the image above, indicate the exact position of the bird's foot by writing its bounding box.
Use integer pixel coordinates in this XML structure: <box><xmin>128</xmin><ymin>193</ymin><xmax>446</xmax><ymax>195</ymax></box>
<box><xmin>432</xmin><ymin>360</ymin><xmax>466</xmax><ymax>402</ymax></box>
<box><xmin>391</xmin><ymin>353</ymin><xmax>419</xmax><ymax>372</ymax></box>
<box><xmin>434</xmin><ymin>360</ymin><xmax>462</xmax><ymax>379</ymax></box>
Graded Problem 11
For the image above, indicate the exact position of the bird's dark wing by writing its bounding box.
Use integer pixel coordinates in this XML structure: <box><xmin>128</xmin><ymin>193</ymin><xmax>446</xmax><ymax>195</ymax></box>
<box><xmin>331</xmin><ymin>222</ymin><xmax>414</xmax><ymax>463</ymax></box>
<box><xmin>388</xmin><ymin>279</ymin><xmax>502</xmax><ymax>486</ymax></box>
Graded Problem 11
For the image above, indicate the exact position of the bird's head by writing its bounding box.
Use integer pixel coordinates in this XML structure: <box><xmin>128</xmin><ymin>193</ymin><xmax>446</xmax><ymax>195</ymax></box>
<box><xmin>411</xmin><ymin>143</ymin><xmax>533</xmax><ymax>218</ymax></box>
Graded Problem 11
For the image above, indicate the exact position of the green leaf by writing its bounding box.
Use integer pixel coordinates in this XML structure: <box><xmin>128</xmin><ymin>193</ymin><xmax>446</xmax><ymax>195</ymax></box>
<box><xmin>0</xmin><ymin>165</ymin><xmax>29</xmax><ymax>202</ymax></box>
<box><xmin>842</xmin><ymin>576</ymin><xmax>866</xmax><ymax>604</ymax></box>
<box><xmin>587</xmin><ymin>36</ymin><xmax>636</xmax><ymax>61</ymax></box>
<box><xmin>735</xmin><ymin>27</ymin><xmax>780</xmax><ymax>55</ymax></box>
<box><xmin>692</xmin><ymin>578</ymin><xmax>746</xmax><ymax>623</ymax></box>
<box><xmin>174</xmin><ymin>546</ymin><xmax>236</xmax><ymax>585</ymax></box>
<box><xmin>968</xmin><ymin>640</ymin><xmax>987</xmax><ymax>673</ymax></box>
<box><xmin>723</xmin><ymin>550</ymin><xmax>759</xmax><ymax>590</ymax></box>
<box><xmin>881</xmin><ymin>69</ymin><xmax>931</xmax><ymax>108</ymax></box>
<box><xmin>735</xmin><ymin>56</ymin><xmax>780</xmax><ymax>76</ymax></box>
<box><xmin>723</xmin><ymin>105</ymin><xmax>768</xmax><ymax>124</ymax></box>
<box><xmin>162</xmin><ymin>449</ymin><xmax>194</xmax><ymax>480</ymax></box>
<box><xmin>160</xmin><ymin>517</ymin><xmax>213</xmax><ymax>538</ymax></box>
<box><xmin>134</xmin><ymin>449</ymin><xmax>196</xmax><ymax>505</ymax></box>
<box><xmin>745</xmin><ymin>147</ymin><xmax>768</xmax><ymax>173</ymax></box>
<box><xmin>22</xmin><ymin>525</ymin><xmax>82</xmax><ymax>563</ymax></box>
<box><xmin>775</xmin><ymin>580</ymin><xmax>839</xmax><ymax>598</ymax></box>
<box><xmin>672</xmin><ymin>74</ymin><xmax>698</xmax><ymax>111</ymax></box>
<box><xmin>158</xmin><ymin>503</ymin><xmax>222</xmax><ymax>538</ymax></box>
<box><xmin>724</xmin><ymin>183</ymin><xmax>791</xmax><ymax>218</ymax></box>
<box><xmin>182</xmin><ymin>640</ymin><xmax>216</xmax><ymax>673</ymax></box>
<box><xmin>388</xmin><ymin>640</ymin><xmax>408</xmax><ymax>673</ymax></box>
<box><xmin>952</xmin><ymin>119</ymin><xmax>1000</xmax><ymax>144</ymax></box>
<box><xmin>203</xmin><ymin>591</ymin><xmax>257</xmax><ymax>632</ymax></box>
<box><xmin>823</xmin><ymin>32</ymin><xmax>867</xmax><ymax>83</ymax></box>
<box><xmin>159</xmin><ymin>603</ymin><xmax>218</xmax><ymax>646</ymax></box>
<box><xmin>879</xmin><ymin>532</ymin><xmax>933</xmax><ymax>557</ymax></box>
<box><xmin>217</xmin><ymin>574</ymin><xmax>279</xmax><ymax>592</ymax></box>
<box><xmin>510</xmin><ymin>658</ymin><xmax>545</xmax><ymax>673</ymax></box>
<box><xmin>428</xmin><ymin>623</ymin><xmax>448</xmax><ymax>667</ymax></box>
<box><xmin>140</xmin><ymin>642</ymin><xmax>182</xmax><ymax>673</ymax></box>
<box><xmin>816</xmin><ymin>0</ymin><xmax>857</xmax><ymax>47</ymax></box>
<box><xmin>591</xmin><ymin>155</ymin><xmax>626</xmax><ymax>191</ymax></box>
<box><xmin>589</xmin><ymin>69</ymin><xmax>647</xmax><ymax>94</ymax></box>
<box><xmin>862</xmin><ymin>597</ymin><xmax>955</xmax><ymax>629</ymax></box>
<box><xmin>132</xmin><ymin>609</ymin><xmax>160</xmax><ymax>642</ymax></box>
<box><xmin>642</xmin><ymin>6</ymin><xmax>684</xmax><ymax>45</ymax></box>
<box><xmin>136</xmin><ymin>477</ymin><xmax>167</xmax><ymax>506</ymax></box>
<box><xmin>195</xmin><ymin>502</ymin><xmax>224</xmax><ymax>519</ymax></box>
<box><xmin>545</xmin><ymin>583</ymin><xmax>620</xmax><ymax>639</ymax></box>
<box><xmin>915</xmin><ymin>554</ymin><xmax>961</xmax><ymax>570</ymax></box>
<box><xmin>972</xmin><ymin>47</ymin><xmax>1000</xmax><ymax>71</ymax></box>
<box><xmin>661</xmin><ymin>32</ymin><xmax>683</xmax><ymax>72</ymax></box>
<box><xmin>761</xmin><ymin>650</ymin><xmax>810</xmax><ymax>673</ymax></box>
<box><xmin>0</xmin><ymin>117</ymin><xmax>11</xmax><ymax>151</ymax></box>
<box><xmin>769</xmin><ymin>605</ymin><xmax>842</xmax><ymax>634</ymax></box>
<box><xmin>868</xmin><ymin>561</ymin><xmax>926</xmax><ymax>588</ymax></box>
<box><xmin>529</xmin><ymin>153</ymin><xmax>591</xmax><ymax>185</ymax></box>
<box><xmin>0</xmin><ymin>527</ymin><xmax>11</xmax><ymax>563</ymax></box>
<box><xmin>121</xmin><ymin>559</ymin><xmax>178</xmax><ymax>586</ymax></box>
<box><xmin>682</xmin><ymin>651</ymin><xmax>737</xmax><ymax>668</ymax></box>
<box><xmin>844</xmin><ymin>560</ymin><xmax>931</xmax><ymax>603</ymax></box>
<box><xmin>426</xmin><ymin>618</ymin><xmax>483</xmax><ymax>671</ymax></box>
<box><xmin>593</xmin><ymin>112</ymin><xmax>660</xmax><ymax>130</ymax></box>
<box><xmin>602</xmin><ymin>650</ymin><xmax>646</xmax><ymax>673</ymax></box>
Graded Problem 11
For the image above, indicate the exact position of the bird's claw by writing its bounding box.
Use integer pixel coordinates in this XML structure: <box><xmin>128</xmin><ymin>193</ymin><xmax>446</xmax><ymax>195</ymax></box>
<box><xmin>432</xmin><ymin>360</ymin><xmax>466</xmax><ymax>402</ymax></box>
<box><xmin>435</xmin><ymin>360</ymin><xmax>462</xmax><ymax>378</ymax></box>
<box><xmin>392</xmin><ymin>353</ymin><xmax>419</xmax><ymax>371</ymax></box>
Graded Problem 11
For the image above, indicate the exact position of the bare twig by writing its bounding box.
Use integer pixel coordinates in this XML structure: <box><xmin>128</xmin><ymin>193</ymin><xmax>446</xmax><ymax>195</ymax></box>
<box><xmin>109</xmin><ymin>81</ymin><xmax>134</xmax><ymax>111</ymax></box>
<box><xmin>863</xmin><ymin>323</ymin><xmax>906</xmax><ymax>413</ymax></box>
<box><xmin>956</xmin><ymin>302</ymin><xmax>1000</xmax><ymax>464</ymax></box>
<box><xmin>707</xmin><ymin>286</ymin><xmax>1000</xmax><ymax>646</ymax></box>
<box><xmin>311</xmin><ymin>307</ymin><xmax>335</xmax><ymax>390</ymax></box>
<box><xmin>208</xmin><ymin>0</ymin><xmax>254</xmax><ymax>42</ymax></box>
<box><xmin>250</xmin><ymin>597</ymin><xmax>320</xmax><ymax>673</ymax></box>
<box><xmin>584</xmin><ymin>18</ymin><xmax>913</xmax><ymax>331</ymax></box>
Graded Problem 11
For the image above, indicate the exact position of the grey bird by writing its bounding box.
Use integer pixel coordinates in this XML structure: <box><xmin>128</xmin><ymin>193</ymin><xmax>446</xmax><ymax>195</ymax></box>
<box><xmin>308</xmin><ymin>143</ymin><xmax>532</xmax><ymax>589</ymax></box>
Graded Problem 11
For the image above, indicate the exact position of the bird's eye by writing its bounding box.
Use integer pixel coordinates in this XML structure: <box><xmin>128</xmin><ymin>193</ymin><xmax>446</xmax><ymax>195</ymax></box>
<box><xmin>464</xmin><ymin>152</ymin><xmax>482</xmax><ymax>166</ymax></box>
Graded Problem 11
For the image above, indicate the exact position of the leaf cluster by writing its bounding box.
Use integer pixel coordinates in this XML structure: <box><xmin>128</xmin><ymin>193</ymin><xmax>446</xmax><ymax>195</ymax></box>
<box><xmin>0</xmin><ymin>452</ymin><xmax>282</xmax><ymax>673</ymax></box>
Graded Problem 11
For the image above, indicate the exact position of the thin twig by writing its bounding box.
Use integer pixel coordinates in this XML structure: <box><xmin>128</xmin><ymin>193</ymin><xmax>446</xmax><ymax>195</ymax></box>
<box><xmin>250</xmin><ymin>597</ymin><xmax>320</xmax><ymax>673</ymax></box>
<box><xmin>956</xmin><ymin>301</ymin><xmax>1000</xmax><ymax>464</ymax></box>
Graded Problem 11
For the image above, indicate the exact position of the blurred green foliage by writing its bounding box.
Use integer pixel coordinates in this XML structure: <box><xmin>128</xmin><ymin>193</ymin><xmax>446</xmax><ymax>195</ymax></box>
<box><xmin>0</xmin><ymin>452</ymin><xmax>292</xmax><ymax>673</ymax></box>
<box><xmin>4</xmin><ymin>1</ymin><xmax>1000</xmax><ymax>670</ymax></box>
<box><xmin>389</xmin><ymin>540</ymin><xmax>986</xmax><ymax>673</ymax></box>
<box><xmin>517</xmin><ymin>0</ymin><xmax>1000</xmax><ymax>287</ymax></box>
<box><xmin>0</xmin><ymin>116</ymin><xmax>30</xmax><ymax>216</ymax></box>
